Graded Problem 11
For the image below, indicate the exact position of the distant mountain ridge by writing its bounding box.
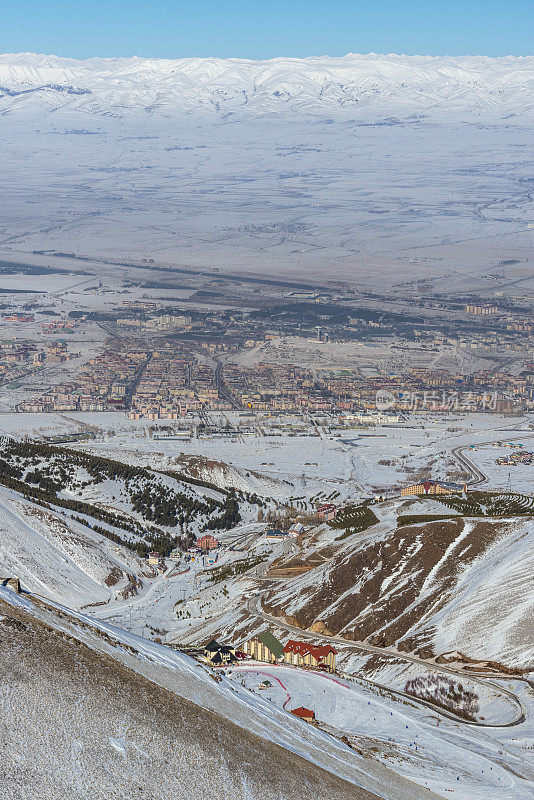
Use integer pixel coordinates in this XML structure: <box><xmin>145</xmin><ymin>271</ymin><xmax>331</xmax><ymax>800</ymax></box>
<box><xmin>1</xmin><ymin>51</ymin><xmax>533</xmax><ymax>120</ymax></box>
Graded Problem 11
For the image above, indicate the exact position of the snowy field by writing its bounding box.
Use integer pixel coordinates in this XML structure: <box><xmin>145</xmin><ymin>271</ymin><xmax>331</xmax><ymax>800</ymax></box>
<box><xmin>0</xmin><ymin>585</ymin><xmax>442</xmax><ymax>800</ymax></box>
<box><xmin>0</xmin><ymin>485</ymin><xmax>153</xmax><ymax>607</ymax></box>
<box><xmin>224</xmin><ymin>336</ymin><xmax>503</xmax><ymax>375</ymax></box>
<box><xmin>0</xmin><ymin>54</ymin><xmax>532</xmax><ymax>284</ymax></box>
<box><xmin>0</xmin><ymin>407</ymin><xmax>532</xmax><ymax>798</ymax></box>
<box><xmin>463</xmin><ymin>441</ymin><xmax>534</xmax><ymax>492</ymax></box>
<box><xmin>228</xmin><ymin>664</ymin><xmax>534</xmax><ymax>800</ymax></box>
<box><xmin>2</xmin><ymin>584</ymin><xmax>533</xmax><ymax>800</ymax></box>
<box><xmin>1</xmin><ymin>409</ymin><xmax>532</xmax><ymax>495</ymax></box>
<box><xmin>0</xmin><ymin>50</ymin><xmax>532</xmax><ymax>798</ymax></box>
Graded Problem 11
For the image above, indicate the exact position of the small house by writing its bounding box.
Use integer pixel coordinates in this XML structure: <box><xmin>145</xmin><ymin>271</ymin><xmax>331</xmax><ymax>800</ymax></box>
<box><xmin>2</xmin><ymin>577</ymin><xmax>21</xmax><ymax>594</ymax></box>
<box><xmin>291</xmin><ymin>707</ymin><xmax>315</xmax><ymax>722</ymax></box>
<box><xmin>265</xmin><ymin>528</ymin><xmax>288</xmax><ymax>543</ymax></box>
<box><xmin>288</xmin><ymin>522</ymin><xmax>305</xmax><ymax>537</ymax></box>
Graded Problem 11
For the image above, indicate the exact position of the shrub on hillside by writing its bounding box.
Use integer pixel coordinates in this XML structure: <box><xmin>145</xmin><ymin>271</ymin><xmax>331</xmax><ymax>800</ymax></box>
<box><xmin>404</xmin><ymin>674</ymin><xmax>479</xmax><ymax>721</ymax></box>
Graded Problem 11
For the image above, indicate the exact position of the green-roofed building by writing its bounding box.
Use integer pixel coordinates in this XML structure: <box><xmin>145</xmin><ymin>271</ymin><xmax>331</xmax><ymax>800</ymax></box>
<box><xmin>242</xmin><ymin>629</ymin><xmax>285</xmax><ymax>663</ymax></box>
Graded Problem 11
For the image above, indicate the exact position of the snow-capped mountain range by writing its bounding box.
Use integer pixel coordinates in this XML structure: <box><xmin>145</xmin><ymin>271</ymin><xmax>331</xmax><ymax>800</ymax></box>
<box><xmin>0</xmin><ymin>51</ymin><xmax>533</xmax><ymax>120</ymax></box>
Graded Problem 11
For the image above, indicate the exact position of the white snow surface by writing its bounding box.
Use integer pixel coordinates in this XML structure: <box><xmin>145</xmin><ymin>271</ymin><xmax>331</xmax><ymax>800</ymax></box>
<box><xmin>229</xmin><ymin>665</ymin><xmax>534</xmax><ymax>800</ymax></box>
<box><xmin>0</xmin><ymin>52</ymin><xmax>533</xmax><ymax>120</ymax></box>
<box><xmin>0</xmin><ymin>487</ymin><xmax>148</xmax><ymax>606</ymax></box>
<box><xmin>0</xmin><ymin>54</ymin><xmax>532</xmax><ymax>277</ymax></box>
<box><xmin>1</xmin><ymin>584</ymin><xmax>532</xmax><ymax>800</ymax></box>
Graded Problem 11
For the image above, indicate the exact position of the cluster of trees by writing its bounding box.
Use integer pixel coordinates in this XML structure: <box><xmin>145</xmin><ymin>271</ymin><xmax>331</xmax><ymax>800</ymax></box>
<box><xmin>257</xmin><ymin>507</ymin><xmax>296</xmax><ymax>530</ymax></box>
<box><xmin>0</xmin><ymin>441</ymin><xmax>189</xmax><ymax>556</ymax></box>
<box><xmin>203</xmin><ymin>493</ymin><xmax>241</xmax><ymax>530</ymax></box>
<box><xmin>161</xmin><ymin>469</ymin><xmax>229</xmax><ymax>495</ymax></box>
<box><xmin>435</xmin><ymin>491</ymin><xmax>534</xmax><ymax>518</ymax></box>
<box><xmin>209</xmin><ymin>554</ymin><xmax>263</xmax><ymax>584</ymax></box>
<box><xmin>131</xmin><ymin>486</ymin><xmax>180</xmax><ymax>527</ymax></box>
<box><xmin>131</xmin><ymin>483</ymin><xmax>220</xmax><ymax>529</ymax></box>
<box><xmin>70</xmin><ymin>515</ymin><xmax>152</xmax><ymax>557</ymax></box>
<box><xmin>25</xmin><ymin>469</ymin><xmax>67</xmax><ymax>496</ymax></box>
<box><xmin>162</xmin><ymin>469</ymin><xmax>264</xmax><ymax>508</ymax></box>
<box><xmin>404</xmin><ymin>675</ymin><xmax>480</xmax><ymax>721</ymax></box>
<box><xmin>330</xmin><ymin>502</ymin><xmax>378</xmax><ymax>532</ymax></box>
<box><xmin>0</xmin><ymin>437</ymin><xmax>249</xmax><ymax>553</ymax></box>
<box><xmin>0</xmin><ymin>457</ymin><xmax>22</xmax><ymax>480</ymax></box>
<box><xmin>238</xmin><ymin>490</ymin><xmax>263</xmax><ymax>507</ymax></box>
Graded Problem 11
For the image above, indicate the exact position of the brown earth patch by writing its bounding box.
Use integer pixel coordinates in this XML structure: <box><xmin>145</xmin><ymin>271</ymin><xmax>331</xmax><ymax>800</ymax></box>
<box><xmin>434</xmin><ymin>651</ymin><xmax>526</xmax><ymax>675</ymax></box>
<box><xmin>267</xmin><ymin>543</ymin><xmax>338</xmax><ymax>577</ymax></box>
<box><xmin>264</xmin><ymin>518</ymin><xmax>523</xmax><ymax>663</ymax></box>
<box><xmin>104</xmin><ymin>566</ymin><xmax>122</xmax><ymax>587</ymax></box>
<box><xmin>265</xmin><ymin>519</ymin><xmax>467</xmax><ymax>647</ymax></box>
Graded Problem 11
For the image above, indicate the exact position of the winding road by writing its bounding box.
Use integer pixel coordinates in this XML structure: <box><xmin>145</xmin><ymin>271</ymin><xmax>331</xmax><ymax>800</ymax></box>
<box><xmin>450</xmin><ymin>430</ymin><xmax>534</xmax><ymax>488</ymax></box>
<box><xmin>245</xmin><ymin>568</ymin><xmax>527</xmax><ymax>728</ymax></box>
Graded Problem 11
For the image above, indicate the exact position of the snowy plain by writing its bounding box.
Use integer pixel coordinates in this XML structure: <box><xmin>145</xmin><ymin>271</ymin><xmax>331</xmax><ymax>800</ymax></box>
<box><xmin>0</xmin><ymin>409</ymin><xmax>533</xmax><ymax>495</ymax></box>
<box><xmin>229</xmin><ymin>664</ymin><xmax>534</xmax><ymax>800</ymax></box>
<box><xmin>0</xmin><ymin>53</ymin><xmax>532</xmax><ymax>283</ymax></box>
<box><xmin>0</xmin><ymin>49</ymin><xmax>533</xmax><ymax>798</ymax></box>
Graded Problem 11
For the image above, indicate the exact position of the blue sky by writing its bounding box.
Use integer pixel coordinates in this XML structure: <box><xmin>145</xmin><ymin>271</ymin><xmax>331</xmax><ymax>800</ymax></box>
<box><xmin>1</xmin><ymin>0</ymin><xmax>532</xmax><ymax>59</ymax></box>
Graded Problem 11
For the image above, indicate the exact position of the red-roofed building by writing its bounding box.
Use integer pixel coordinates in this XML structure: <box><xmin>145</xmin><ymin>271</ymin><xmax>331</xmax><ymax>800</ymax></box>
<box><xmin>401</xmin><ymin>480</ymin><xmax>466</xmax><ymax>496</ymax></box>
<box><xmin>290</xmin><ymin>706</ymin><xmax>315</xmax><ymax>722</ymax></box>
<box><xmin>196</xmin><ymin>534</ymin><xmax>220</xmax><ymax>551</ymax></box>
<box><xmin>3</xmin><ymin>313</ymin><xmax>34</xmax><ymax>323</ymax></box>
<box><xmin>283</xmin><ymin>640</ymin><xmax>337</xmax><ymax>672</ymax></box>
<box><xmin>316</xmin><ymin>503</ymin><xmax>339</xmax><ymax>521</ymax></box>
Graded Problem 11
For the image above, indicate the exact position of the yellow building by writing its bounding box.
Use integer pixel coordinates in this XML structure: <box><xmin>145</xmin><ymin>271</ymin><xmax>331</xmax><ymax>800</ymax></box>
<box><xmin>401</xmin><ymin>480</ymin><xmax>466</xmax><ymax>496</ymax></box>
<box><xmin>242</xmin><ymin>630</ymin><xmax>285</xmax><ymax>663</ymax></box>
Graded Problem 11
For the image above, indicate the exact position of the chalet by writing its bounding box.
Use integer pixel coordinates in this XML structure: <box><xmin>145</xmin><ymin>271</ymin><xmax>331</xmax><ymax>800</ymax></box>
<box><xmin>196</xmin><ymin>534</ymin><xmax>220</xmax><ymax>551</ymax></box>
<box><xmin>242</xmin><ymin>630</ymin><xmax>285</xmax><ymax>663</ymax></box>
<box><xmin>288</xmin><ymin>522</ymin><xmax>305</xmax><ymax>537</ymax></box>
<box><xmin>401</xmin><ymin>480</ymin><xmax>466</xmax><ymax>497</ymax></box>
<box><xmin>265</xmin><ymin>528</ymin><xmax>288</xmax><ymax>542</ymax></box>
<box><xmin>291</xmin><ymin>707</ymin><xmax>315</xmax><ymax>722</ymax></box>
<box><xmin>148</xmin><ymin>552</ymin><xmax>160</xmax><ymax>566</ymax></box>
<box><xmin>2</xmin><ymin>577</ymin><xmax>21</xmax><ymax>593</ymax></box>
<box><xmin>203</xmin><ymin>640</ymin><xmax>237</xmax><ymax>666</ymax></box>
<box><xmin>283</xmin><ymin>640</ymin><xmax>337</xmax><ymax>672</ymax></box>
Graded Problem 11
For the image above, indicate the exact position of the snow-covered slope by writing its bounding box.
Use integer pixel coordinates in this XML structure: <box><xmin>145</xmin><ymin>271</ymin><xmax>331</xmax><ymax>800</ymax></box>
<box><xmin>263</xmin><ymin>515</ymin><xmax>534</xmax><ymax>669</ymax></box>
<box><xmin>0</xmin><ymin>52</ymin><xmax>533</xmax><ymax>120</ymax></box>
<box><xmin>0</xmin><ymin>487</ymin><xmax>149</xmax><ymax>606</ymax></box>
<box><xmin>0</xmin><ymin>587</ymin><xmax>440</xmax><ymax>800</ymax></box>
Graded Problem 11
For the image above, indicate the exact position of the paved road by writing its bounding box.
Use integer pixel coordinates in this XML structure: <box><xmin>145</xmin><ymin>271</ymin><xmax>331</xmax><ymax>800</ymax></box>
<box><xmin>246</xmin><ymin>574</ymin><xmax>527</xmax><ymax>728</ymax></box>
<box><xmin>450</xmin><ymin>444</ymin><xmax>487</xmax><ymax>485</ymax></box>
<box><xmin>451</xmin><ymin>430</ymin><xmax>534</xmax><ymax>488</ymax></box>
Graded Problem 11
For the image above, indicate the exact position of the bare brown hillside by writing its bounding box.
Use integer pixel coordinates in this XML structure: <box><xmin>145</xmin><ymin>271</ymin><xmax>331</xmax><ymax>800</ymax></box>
<box><xmin>262</xmin><ymin>518</ymin><xmax>533</xmax><ymax>668</ymax></box>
